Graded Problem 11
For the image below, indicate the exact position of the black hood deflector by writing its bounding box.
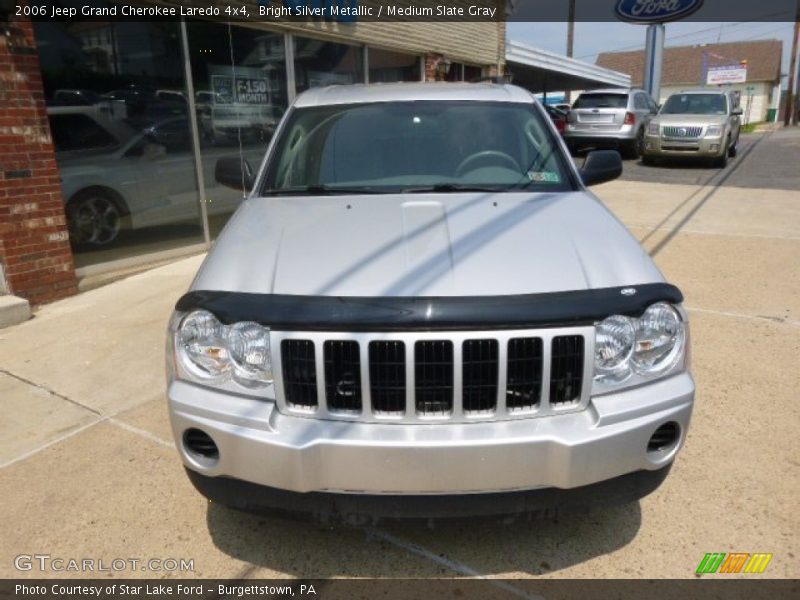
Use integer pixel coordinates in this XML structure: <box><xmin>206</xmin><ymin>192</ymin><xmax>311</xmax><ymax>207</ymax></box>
<box><xmin>175</xmin><ymin>283</ymin><xmax>683</xmax><ymax>331</ymax></box>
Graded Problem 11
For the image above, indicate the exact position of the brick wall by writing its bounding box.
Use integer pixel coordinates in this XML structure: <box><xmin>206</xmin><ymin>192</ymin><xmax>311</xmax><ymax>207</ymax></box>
<box><xmin>0</xmin><ymin>17</ymin><xmax>77</xmax><ymax>305</ymax></box>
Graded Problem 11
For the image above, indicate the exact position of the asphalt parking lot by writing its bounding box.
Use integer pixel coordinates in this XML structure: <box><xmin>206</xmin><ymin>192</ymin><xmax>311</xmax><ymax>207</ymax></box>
<box><xmin>1</xmin><ymin>128</ymin><xmax>798</xmax><ymax>583</ymax></box>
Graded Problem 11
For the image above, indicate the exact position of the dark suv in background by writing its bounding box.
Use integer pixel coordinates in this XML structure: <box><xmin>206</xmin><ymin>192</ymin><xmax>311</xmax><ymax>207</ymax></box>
<box><xmin>565</xmin><ymin>88</ymin><xmax>658</xmax><ymax>159</ymax></box>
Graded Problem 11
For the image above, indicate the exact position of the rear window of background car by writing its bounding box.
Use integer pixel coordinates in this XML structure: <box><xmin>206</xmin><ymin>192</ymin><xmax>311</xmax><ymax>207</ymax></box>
<box><xmin>573</xmin><ymin>94</ymin><xmax>628</xmax><ymax>109</ymax></box>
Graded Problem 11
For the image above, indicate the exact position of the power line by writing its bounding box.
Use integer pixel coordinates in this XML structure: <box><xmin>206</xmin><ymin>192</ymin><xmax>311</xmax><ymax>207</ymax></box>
<box><xmin>576</xmin><ymin>16</ymin><xmax>795</xmax><ymax>60</ymax></box>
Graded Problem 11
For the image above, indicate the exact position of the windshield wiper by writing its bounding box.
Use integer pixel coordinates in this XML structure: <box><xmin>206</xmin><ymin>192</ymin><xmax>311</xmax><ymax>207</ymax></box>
<box><xmin>401</xmin><ymin>183</ymin><xmax>506</xmax><ymax>193</ymax></box>
<box><xmin>261</xmin><ymin>185</ymin><xmax>388</xmax><ymax>196</ymax></box>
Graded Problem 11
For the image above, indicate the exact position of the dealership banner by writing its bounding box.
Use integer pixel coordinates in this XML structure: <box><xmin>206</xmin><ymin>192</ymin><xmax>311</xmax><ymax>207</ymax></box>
<box><xmin>706</xmin><ymin>65</ymin><xmax>749</xmax><ymax>85</ymax></box>
<box><xmin>9</xmin><ymin>0</ymin><xmax>798</xmax><ymax>22</ymax></box>
<box><xmin>3</xmin><ymin>579</ymin><xmax>799</xmax><ymax>600</ymax></box>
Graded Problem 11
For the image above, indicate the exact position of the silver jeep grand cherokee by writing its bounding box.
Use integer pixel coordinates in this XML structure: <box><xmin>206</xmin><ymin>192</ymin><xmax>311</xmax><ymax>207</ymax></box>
<box><xmin>166</xmin><ymin>83</ymin><xmax>694</xmax><ymax>521</ymax></box>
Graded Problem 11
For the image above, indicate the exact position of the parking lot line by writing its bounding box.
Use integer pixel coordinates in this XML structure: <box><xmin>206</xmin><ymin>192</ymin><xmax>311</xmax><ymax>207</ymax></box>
<box><xmin>107</xmin><ymin>417</ymin><xmax>175</xmax><ymax>449</ymax></box>
<box><xmin>366</xmin><ymin>528</ymin><xmax>544</xmax><ymax>599</ymax></box>
<box><xmin>627</xmin><ymin>225</ymin><xmax>800</xmax><ymax>242</ymax></box>
<box><xmin>686</xmin><ymin>306</ymin><xmax>800</xmax><ymax>328</ymax></box>
<box><xmin>0</xmin><ymin>417</ymin><xmax>105</xmax><ymax>469</ymax></box>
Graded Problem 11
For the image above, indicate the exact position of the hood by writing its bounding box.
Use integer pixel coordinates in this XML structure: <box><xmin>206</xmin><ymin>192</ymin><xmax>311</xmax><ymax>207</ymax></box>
<box><xmin>192</xmin><ymin>192</ymin><xmax>663</xmax><ymax>297</ymax></box>
<box><xmin>655</xmin><ymin>113</ymin><xmax>728</xmax><ymax>125</ymax></box>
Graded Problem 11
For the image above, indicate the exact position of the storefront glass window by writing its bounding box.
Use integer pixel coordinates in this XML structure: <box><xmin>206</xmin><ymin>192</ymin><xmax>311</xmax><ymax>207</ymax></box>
<box><xmin>368</xmin><ymin>48</ymin><xmax>421</xmax><ymax>83</ymax></box>
<box><xmin>294</xmin><ymin>36</ymin><xmax>364</xmax><ymax>93</ymax></box>
<box><xmin>185</xmin><ymin>22</ymin><xmax>288</xmax><ymax>239</ymax></box>
<box><xmin>35</xmin><ymin>17</ymin><xmax>204</xmax><ymax>269</ymax></box>
<box><xmin>446</xmin><ymin>62</ymin><xmax>465</xmax><ymax>82</ymax></box>
<box><xmin>464</xmin><ymin>65</ymin><xmax>484</xmax><ymax>82</ymax></box>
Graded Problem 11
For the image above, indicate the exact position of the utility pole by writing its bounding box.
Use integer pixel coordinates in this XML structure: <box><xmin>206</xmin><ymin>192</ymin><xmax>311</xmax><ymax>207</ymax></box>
<box><xmin>566</xmin><ymin>0</ymin><xmax>575</xmax><ymax>104</ymax></box>
<box><xmin>785</xmin><ymin>10</ymin><xmax>799</xmax><ymax>126</ymax></box>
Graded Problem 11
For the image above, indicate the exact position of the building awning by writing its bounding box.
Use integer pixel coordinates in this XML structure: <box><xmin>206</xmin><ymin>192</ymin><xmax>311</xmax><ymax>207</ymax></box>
<box><xmin>506</xmin><ymin>40</ymin><xmax>631</xmax><ymax>93</ymax></box>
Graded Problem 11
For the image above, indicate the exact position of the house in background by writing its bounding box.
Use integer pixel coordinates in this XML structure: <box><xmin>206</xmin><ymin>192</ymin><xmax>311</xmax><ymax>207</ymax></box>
<box><xmin>596</xmin><ymin>40</ymin><xmax>783</xmax><ymax>123</ymax></box>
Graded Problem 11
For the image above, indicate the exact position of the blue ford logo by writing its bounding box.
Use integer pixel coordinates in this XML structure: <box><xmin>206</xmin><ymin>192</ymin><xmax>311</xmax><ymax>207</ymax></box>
<box><xmin>615</xmin><ymin>0</ymin><xmax>704</xmax><ymax>23</ymax></box>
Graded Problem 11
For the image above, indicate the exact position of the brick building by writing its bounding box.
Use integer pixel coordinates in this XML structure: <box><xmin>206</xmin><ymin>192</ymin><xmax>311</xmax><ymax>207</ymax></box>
<box><xmin>0</xmin><ymin>1</ymin><xmax>506</xmax><ymax>317</ymax></box>
<box><xmin>0</xmin><ymin>19</ymin><xmax>77</xmax><ymax>308</ymax></box>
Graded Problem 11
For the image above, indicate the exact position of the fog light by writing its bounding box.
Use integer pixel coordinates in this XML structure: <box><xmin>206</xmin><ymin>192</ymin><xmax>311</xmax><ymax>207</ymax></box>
<box><xmin>647</xmin><ymin>422</ymin><xmax>679</xmax><ymax>454</ymax></box>
<box><xmin>710</xmin><ymin>144</ymin><xmax>720</xmax><ymax>152</ymax></box>
<box><xmin>183</xmin><ymin>428</ymin><xmax>219</xmax><ymax>460</ymax></box>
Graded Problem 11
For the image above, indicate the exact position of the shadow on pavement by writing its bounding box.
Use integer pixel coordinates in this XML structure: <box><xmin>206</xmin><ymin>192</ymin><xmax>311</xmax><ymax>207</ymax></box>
<box><xmin>205</xmin><ymin>500</ymin><xmax>642</xmax><ymax>577</ymax></box>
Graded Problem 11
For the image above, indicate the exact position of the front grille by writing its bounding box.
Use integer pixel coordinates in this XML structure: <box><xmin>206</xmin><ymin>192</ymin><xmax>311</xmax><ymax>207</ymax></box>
<box><xmin>462</xmin><ymin>339</ymin><xmax>499</xmax><ymax>412</ymax></box>
<box><xmin>281</xmin><ymin>339</ymin><xmax>317</xmax><ymax>408</ymax></box>
<box><xmin>369</xmin><ymin>341</ymin><xmax>406</xmax><ymax>414</ymax></box>
<box><xmin>550</xmin><ymin>335</ymin><xmax>584</xmax><ymax>404</ymax></box>
<box><xmin>662</xmin><ymin>125</ymin><xmax>703</xmax><ymax>139</ymax></box>
<box><xmin>324</xmin><ymin>341</ymin><xmax>362</xmax><ymax>412</ymax></box>
<box><xmin>415</xmin><ymin>340</ymin><xmax>454</xmax><ymax>415</ymax></box>
<box><xmin>276</xmin><ymin>328</ymin><xmax>590</xmax><ymax>423</ymax></box>
<box><xmin>506</xmin><ymin>337</ymin><xmax>543</xmax><ymax>410</ymax></box>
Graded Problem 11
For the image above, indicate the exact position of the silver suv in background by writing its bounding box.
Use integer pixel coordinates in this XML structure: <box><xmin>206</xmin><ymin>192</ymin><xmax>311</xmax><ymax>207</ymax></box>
<box><xmin>565</xmin><ymin>88</ymin><xmax>658</xmax><ymax>159</ymax></box>
<box><xmin>643</xmin><ymin>90</ymin><xmax>742</xmax><ymax>168</ymax></box>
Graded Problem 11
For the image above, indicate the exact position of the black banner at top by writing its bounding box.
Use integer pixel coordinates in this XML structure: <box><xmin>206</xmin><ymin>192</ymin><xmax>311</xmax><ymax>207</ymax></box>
<box><xmin>5</xmin><ymin>0</ymin><xmax>799</xmax><ymax>23</ymax></box>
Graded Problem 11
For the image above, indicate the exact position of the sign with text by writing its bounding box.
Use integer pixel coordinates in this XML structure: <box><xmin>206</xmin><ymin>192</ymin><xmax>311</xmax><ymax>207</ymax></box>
<box><xmin>707</xmin><ymin>65</ymin><xmax>747</xmax><ymax>85</ymax></box>
<box><xmin>210</xmin><ymin>66</ymin><xmax>270</xmax><ymax>105</ymax></box>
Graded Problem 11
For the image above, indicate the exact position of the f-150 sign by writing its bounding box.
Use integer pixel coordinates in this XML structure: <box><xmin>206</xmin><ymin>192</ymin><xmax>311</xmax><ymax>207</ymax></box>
<box><xmin>211</xmin><ymin>75</ymin><xmax>269</xmax><ymax>105</ymax></box>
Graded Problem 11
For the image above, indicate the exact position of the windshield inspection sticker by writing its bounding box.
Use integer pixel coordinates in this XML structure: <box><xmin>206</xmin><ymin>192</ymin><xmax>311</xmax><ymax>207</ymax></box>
<box><xmin>528</xmin><ymin>171</ymin><xmax>561</xmax><ymax>183</ymax></box>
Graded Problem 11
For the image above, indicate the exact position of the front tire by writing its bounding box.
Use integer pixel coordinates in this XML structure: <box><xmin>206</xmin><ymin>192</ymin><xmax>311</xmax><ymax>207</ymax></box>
<box><xmin>67</xmin><ymin>191</ymin><xmax>123</xmax><ymax>246</ymax></box>
<box><xmin>713</xmin><ymin>140</ymin><xmax>730</xmax><ymax>168</ymax></box>
<box><xmin>625</xmin><ymin>129</ymin><xmax>645</xmax><ymax>160</ymax></box>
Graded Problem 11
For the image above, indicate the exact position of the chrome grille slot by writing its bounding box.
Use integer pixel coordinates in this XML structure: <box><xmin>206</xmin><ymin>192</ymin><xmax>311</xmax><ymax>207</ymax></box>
<box><xmin>273</xmin><ymin>327</ymin><xmax>593</xmax><ymax>423</ymax></box>
<box><xmin>281</xmin><ymin>339</ymin><xmax>318</xmax><ymax>409</ymax></box>
<box><xmin>506</xmin><ymin>337</ymin><xmax>543</xmax><ymax>411</ymax></box>
<box><xmin>663</xmin><ymin>125</ymin><xmax>703</xmax><ymax>139</ymax></box>
<box><xmin>415</xmin><ymin>340</ymin><xmax>454</xmax><ymax>416</ymax></box>
<box><xmin>462</xmin><ymin>339</ymin><xmax>498</xmax><ymax>413</ymax></box>
<box><xmin>323</xmin><ymin>341</ymin><xmax>362</xmax><ymax>412</ymax></box>
<box><xmin>369</xmin><ymin>341</ymin><xmax>406</xmax><ymax>414</ymax></box>
<box><xmin>549</xmin><ymin>335</ymin><xmax>584</xmax><ymax>405</ymax></box>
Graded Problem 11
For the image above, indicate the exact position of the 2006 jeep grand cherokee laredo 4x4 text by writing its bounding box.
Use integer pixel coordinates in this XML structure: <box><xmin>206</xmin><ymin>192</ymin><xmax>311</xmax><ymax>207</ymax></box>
<box><xmin>167</xmin><ymin>83</ymin><xmax>694</xmax><ymax>521</ymax></box>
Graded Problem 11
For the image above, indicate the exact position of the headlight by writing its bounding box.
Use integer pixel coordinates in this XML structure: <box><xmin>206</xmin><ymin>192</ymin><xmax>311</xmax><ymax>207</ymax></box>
<box><xmin>593</xmin><ymin>303</ymin><xmax>687</xmax><ymax>394</ymax></box>
<box><xmin>647</xmin><ymin>121</ymin><xmax>660</xmax><ymax>136</ymax></box>
<box><xmin>631</xmin><ymin>303</ymin><xmax>685</xmax><ymax>375</ymax></box>
<box><xmin>174</xmin><ymin>310</ymin><xmax>273</xmax><ymax>389</ymax></box>
<box><xmin>595</xmin><ymin>315</ymin><xmax>635</xmax><ymax>381</ymax></box>
<box><xmin>227</xmin><ymin>321</ymin><xmax>273</xmax><ymax>386</ymax></box>
<box><xmin>178</xmin><ymin>310</ymin><xmax>231</xmax><ymax>381</ymax></box>
<box><xmin>705</xmin><ymin>125</ymin><xmax>722</xmax><ymax>138</ymax></box>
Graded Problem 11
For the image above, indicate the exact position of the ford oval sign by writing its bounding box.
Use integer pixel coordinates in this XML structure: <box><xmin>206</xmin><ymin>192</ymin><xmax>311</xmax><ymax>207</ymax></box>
<box><xmin>615</xmin><ymin>0</ymin><xmax>704</xmax><ymax>23</ymax></box>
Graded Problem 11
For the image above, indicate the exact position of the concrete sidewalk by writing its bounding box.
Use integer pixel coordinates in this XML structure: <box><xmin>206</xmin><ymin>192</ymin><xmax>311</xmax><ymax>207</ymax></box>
<box><xmin>1</xmin><ymin>128</ymin><xmax>798</xmax><ymax>581</ymax></box>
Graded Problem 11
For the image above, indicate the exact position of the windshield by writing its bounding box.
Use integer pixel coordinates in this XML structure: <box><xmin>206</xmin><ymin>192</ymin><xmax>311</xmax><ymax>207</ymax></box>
<box><xmin>573</xmin><ymin>93</ymin><xmax>628</xmax><ymax>109</ymax></box>
<box><xmin>661</xmin><ymin>93</ymin><xmax>727</xmax><ymax>115</ymax></box>
<box><xmin>262</xmin><ymin>101</ymin><xmax>575</xmax><ymax>195</ymax></box>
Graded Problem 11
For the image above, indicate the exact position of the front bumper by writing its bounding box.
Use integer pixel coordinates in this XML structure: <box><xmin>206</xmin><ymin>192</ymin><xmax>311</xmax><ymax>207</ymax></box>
<box><xmin>644</xmin><ymin>135</ymin><xmax>726</xmax><ymax>157</ymax></box>
<box><xmin>168</xmin><ymin>371</ymin><xmax>694</xmax><ymax>495</ymax></box>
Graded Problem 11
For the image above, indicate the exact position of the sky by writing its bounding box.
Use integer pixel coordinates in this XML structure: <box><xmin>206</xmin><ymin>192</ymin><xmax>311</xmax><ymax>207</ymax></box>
<box><xmin>507</xmin><ymin>21</ymin><xmax>797</xmax><ymax>84</ymax></box>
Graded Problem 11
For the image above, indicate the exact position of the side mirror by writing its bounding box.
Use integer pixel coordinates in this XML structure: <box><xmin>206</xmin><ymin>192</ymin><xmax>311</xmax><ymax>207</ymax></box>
<box><xmin>732</xmin><ymin>107</ymin><xmax>743</xmax><ymax>116</ymax></box>
<box><xmin>215</xmin><ymin>156</ymin><xmax>254</xmax><ymax>192</ymax></box>
<box><xmin>579</xmin><ymin>150</ymin><xmax>622</xmax><ymax>186</ymax></box>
